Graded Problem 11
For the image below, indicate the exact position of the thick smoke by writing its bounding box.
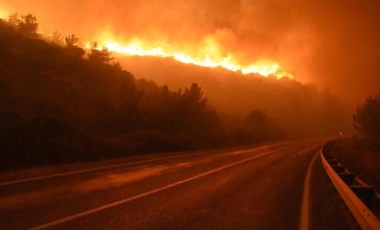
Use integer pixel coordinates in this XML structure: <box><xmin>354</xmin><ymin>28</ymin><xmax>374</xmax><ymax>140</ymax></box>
<box><xmin>1</xmin><ymin>0</ymin><xmax>379</xmax><ymax>109</ymax></box>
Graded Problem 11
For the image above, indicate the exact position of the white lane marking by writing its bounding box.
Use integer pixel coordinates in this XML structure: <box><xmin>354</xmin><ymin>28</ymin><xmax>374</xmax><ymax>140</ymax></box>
<box><xmin>299</xmin><ymin>150</ymin><xmax>320</xmax><ymax>230</ymax></box>
<box><xmin>0</xmin><ymin>155</ymin><xmax>192</xmax><ymax>187</ymax></box>
<box><xmin>0</xmin><ymin>144</ymin><xmax>290</xmax><ymax>187</ymax></box>
<box><xmin>30</xmin><ymin>150</ymin><xmax>280</xmax><ymax>230</ymax></box>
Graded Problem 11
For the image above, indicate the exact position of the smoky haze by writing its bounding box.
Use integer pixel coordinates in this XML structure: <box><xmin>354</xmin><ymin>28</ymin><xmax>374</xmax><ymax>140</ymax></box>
<box><xmin>1</xmin><ymin>0</ymin><xmax>379</xmax><ymax>109</ymax></box>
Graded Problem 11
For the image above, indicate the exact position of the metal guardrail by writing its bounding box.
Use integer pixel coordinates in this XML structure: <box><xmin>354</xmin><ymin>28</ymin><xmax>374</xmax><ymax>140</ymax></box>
<box><xmin>320</xmin><ymin>148</ymin><xmax>380</xmax><ymax>230</ymax></box>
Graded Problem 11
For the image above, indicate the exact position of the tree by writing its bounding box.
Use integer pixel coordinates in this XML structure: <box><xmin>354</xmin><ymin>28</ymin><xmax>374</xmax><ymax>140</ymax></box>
<box><xmin>65</xmin><ymin>34</ymin><xmax>79</xmax><ymax>47</ymax></box>
<box><xmin>64</xmin><ymin>34</ymin><xmax>85</xmax><ymax>57</ymax></box>
<box><xmin>112</xmin><ymin>61</ymin><xmax>123</xmax><ymax>70</ymax></box>
<box><xmin>174</xmin><ymin>83</ymin><xmax>220</xmax><ymax>146</ymax></box>
<box><xmin>242</xmin><ymin>110</ymin><xmax>283</xmax><ymax>142</ymax></box>
<box><xmin>18</xmin><ymin>14</ymin><xmax>38</xmax><ymax>37</ymax></box>
<box><xmin>353</xmin><ymin>93</ymin><xmax>380</xmax><ymax>141</ymax></box>
<box><xmin>181</xmin><ymin>83</ymin><xmax>208</xmax><ymax>112</ymax></box>
<box><xmin>88</xmin><ymin>42</ymin><xmax>113</xmax><ymax>63</ymax></box>
<box><xmin>7</xmin><ymin>13</ymin><xmax>21</xmax><ymax>28</ymax></box>
<box><xmin>50</xmin><ymin>31</ymin><xmax>64</xmax><ymax>46</ymax></box>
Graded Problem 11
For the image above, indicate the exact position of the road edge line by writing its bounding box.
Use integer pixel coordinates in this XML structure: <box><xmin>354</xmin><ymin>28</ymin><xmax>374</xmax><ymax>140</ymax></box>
<box><xmin>1</xmin><ymin>144</ymin><xmax>291</xmax><ymax>187</ymax></box>
<box><xmin>299</xmin><ymin>151</ymin><xmax>319</xmax><ymax>230</ymax></box>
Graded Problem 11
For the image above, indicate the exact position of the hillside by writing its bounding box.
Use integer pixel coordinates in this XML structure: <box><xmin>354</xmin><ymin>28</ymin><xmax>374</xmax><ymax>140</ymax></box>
<box><xmin>0</xmin><ymin>16</ymin><xmax>285</xmax><ymax>170</ymax></box>
<box><xmin>0</xmin><ymin>14</ymin><xmax>348</xmax><ymax>171</ymax></box>
<box><xmin>119</xmin><ymin>56</ymin><xmax>348</xmax><ymax>137</ymax></box>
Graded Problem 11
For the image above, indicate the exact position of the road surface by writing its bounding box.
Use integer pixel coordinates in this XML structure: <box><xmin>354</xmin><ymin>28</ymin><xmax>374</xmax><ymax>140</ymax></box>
<box><xmin>0</xmin><ymin>139</ymin><xmax>359</xmax><ymax>229</ymax></box>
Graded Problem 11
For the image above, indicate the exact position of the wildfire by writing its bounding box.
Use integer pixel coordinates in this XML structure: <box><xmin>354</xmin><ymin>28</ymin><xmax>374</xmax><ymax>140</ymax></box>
<box><xmin>86</xmin><ymin>34</ymin><xmax>293</xmax><ymax>79</ymax></box>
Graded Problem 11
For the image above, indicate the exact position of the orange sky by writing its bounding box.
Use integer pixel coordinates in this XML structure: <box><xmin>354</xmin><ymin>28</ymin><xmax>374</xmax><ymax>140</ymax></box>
<box><xmin>1</xmin><ymin>0</ymin><xmax>379</xmax><ymax>108</ymax></box>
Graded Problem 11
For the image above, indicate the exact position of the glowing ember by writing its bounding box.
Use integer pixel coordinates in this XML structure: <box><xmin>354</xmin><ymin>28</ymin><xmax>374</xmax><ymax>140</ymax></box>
<box><xmin>85</xmin><ymin>35</ymin><xmax>293</xmax><ymax>79</ymax></box>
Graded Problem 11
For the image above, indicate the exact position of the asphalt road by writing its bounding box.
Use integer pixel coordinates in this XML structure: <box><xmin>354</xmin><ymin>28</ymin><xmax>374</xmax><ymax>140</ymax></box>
<box><xmin>0</xmin><ymin>139</ymin><xmax>360</xmax><ymax>229</ymax></box>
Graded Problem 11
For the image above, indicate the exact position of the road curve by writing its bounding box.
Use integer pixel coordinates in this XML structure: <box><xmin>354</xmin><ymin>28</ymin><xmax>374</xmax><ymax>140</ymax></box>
<box><xmin>0</xmin><ymin>139</ymin><xmax>359</xmax><ymax>229</ymax></box>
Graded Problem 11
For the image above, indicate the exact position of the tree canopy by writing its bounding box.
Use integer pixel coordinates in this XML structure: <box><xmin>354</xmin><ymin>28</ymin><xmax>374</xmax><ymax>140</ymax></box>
<box><xmin>354</xmin><ymin>93</ymin><xmax>380</xmax><ymax>140</ymax></box>
<box><xmin>7</xmin><ymin>13</ymin><xmax>39</xmax><ymax>37</ymax></box>
<box><xmin>88</xmin><ymin>42</ymin><xmax>113</xmax><ymax>63</ymax></box>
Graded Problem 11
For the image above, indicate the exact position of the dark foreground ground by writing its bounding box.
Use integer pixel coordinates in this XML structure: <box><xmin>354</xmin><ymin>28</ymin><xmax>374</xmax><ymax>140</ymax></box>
<box><xmin>0</xmin><ymin>139</ymin><xmax>359</xmax><ymax>229</ymax></box>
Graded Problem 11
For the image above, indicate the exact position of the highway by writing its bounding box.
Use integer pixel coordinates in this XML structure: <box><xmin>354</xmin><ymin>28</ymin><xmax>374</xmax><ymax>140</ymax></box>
<box><xmin>0</xmin><ymin>139</ymin><xmax>359</xmax><ymax>229</ymax></box>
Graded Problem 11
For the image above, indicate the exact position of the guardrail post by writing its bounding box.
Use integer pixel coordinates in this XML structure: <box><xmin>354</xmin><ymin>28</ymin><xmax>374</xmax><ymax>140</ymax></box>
<box><xmin>327</xmin><ymin>159</ymin><xmax>339</xmax><ymax>165</ymax></box>
<box><xmin>332</xmin><ymin>165</ymin><xmax>345</xmax><ymax>173</ymax></box>
<box><xmin>325</xmin><ymin>156</ymin><xmax>335</xmax><ymax>161</ymax></box>
<box><xmin>350</xmin><ymin>186</ymin><xmax>374</xmax><ymax>208</ymax></box>
<box><xmin>338</xmin><ymin>172</ymin><xmax>355</xmax><ymax>185</ymax></box>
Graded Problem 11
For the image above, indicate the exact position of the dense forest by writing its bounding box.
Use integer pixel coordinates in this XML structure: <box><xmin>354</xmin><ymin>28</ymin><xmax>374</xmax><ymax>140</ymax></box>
<box><xmin>120</xmin><ymin>56</ymin><xmax>348</xmax><ymax>138</ymax></box>
<box><xmin>0</xmin><ymin>14</ymin><xmax>346</xmax><ymax>170</ymax></box>
<box><xmin>353</xmin><ymin>93</ymin><xmax>380</xmax><ymax>150</ymax></box>
<box><xmin>0</xmin><ymin>15</ymin><xmax>287</xmax><ymax>170</ymax></box>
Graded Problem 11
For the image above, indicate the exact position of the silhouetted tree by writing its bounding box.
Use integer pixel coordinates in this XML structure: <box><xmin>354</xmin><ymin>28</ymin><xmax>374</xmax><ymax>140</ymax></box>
<box><xmin>242</xmin><ymin>110</ymin><xmax>283</xmax><ymax>142</ymax></box>
<box><xmin>184</xmin><ymin>83</ymin><xmax>207</xmax><ymax>106</ymax></box>
<box><xmin>63</xmin><ymin>34</ymin><xmax>85</xmax><ymax>57</ymax></box>
<box><xmin>112</xmin><ymin>61</ymin><xmax>123</xmax><ymax>70</ymax></box>
<box><xmin>7</xmin><ymin>13</ymin><xmax>21</xmax><ymax>28</ymax></box>
<box><xmin>354</xmin><ymin>93</ymin><xmax>380</xmax><ymax>142</ymax></box>
<box><xmin>18</xmin><ymin>14</ymin><xmax>38</xmax><ymax>37</ymax></box>
<box><xmin>88</xmin><ymin>42</ymin><xmax>113</xmax><ymax>63</ymax></box>
<box><xmin>174</xmin><ymin>83</ymin><xmax>220</xmax><ymax>147</ymax></box>
<box><xmin>49</xmin><ymin>31</ymin><xmax>64</xmax><ymax>45</ymax></box>
<box><xmin>65</xmin><ymin>34</ymin><xmax>79</xmax><ymax>47</ymax></box>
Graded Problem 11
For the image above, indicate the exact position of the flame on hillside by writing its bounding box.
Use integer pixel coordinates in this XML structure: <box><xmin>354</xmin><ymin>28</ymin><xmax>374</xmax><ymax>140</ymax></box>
<box><xmin>86</xmin><ymin>33</ymin><xmax>293</xmax><ymax>79</ymax></box>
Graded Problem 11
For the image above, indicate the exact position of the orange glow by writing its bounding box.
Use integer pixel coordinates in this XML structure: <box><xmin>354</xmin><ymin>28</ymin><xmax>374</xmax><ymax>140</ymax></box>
<box><xmin>85</xmin><ymin>33</ymin><xmax>293</xmax><ymax>79</ymax></box>
<box><xmin>0</xmin><ymin>7</ymin><xmax>8</xmax><ymax>19</ymax></box>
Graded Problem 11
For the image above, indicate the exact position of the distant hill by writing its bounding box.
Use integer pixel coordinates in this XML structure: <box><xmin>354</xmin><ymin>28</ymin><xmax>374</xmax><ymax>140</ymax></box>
<box><xmin>118</xmin><ymin>55</ymin><xmax>349</xmax><ymax>137</ymax></box>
